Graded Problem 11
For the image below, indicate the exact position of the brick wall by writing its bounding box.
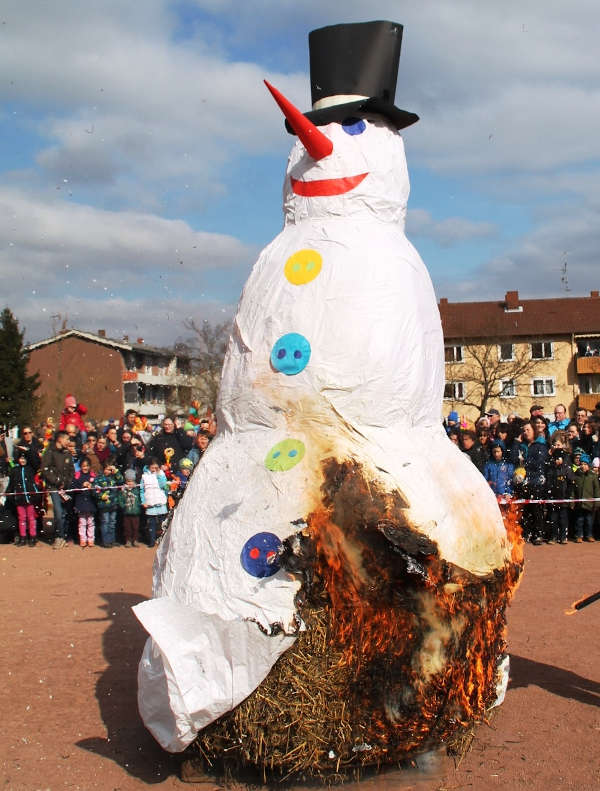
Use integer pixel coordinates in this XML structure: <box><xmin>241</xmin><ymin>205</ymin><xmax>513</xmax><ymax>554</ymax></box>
<box><xmin>28</xmin><ymin>336</ymin><xmax>125</xmax><ymax>423</ymax></box>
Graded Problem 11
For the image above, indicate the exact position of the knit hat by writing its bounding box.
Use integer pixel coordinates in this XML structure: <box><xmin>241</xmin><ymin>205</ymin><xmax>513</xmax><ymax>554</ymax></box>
<box><xmin>580</xmin><ymin>453</ymin><xmax>591</xmax><ymax>465</ymax></box>
<box><xmin>491</xmin><ymin>439</ymin><xmax>505</xmax><ymax>450</ymax></box>
<box><xmin>124</xmin><ymin>469</ymin><xmax>137</xmax><ymax>481</ymax></box>
<box><xmin>179</xmin><ymin>457</ymin><xmax>194</xmax><ymax>471</ymax></box>
<box><xmin>448</xmin><ymin>411</ymin><xmax>459</xmax><ymax>422</ymax></box>
<box><xmin>593</xmin><ymin>457</ymin><xmax>600</xmax><ymax>469</ymax></box>
<box><xmin>65</xmin><ymin>394</ymin><xmax>77</xmax><ymax>408</ymax></box>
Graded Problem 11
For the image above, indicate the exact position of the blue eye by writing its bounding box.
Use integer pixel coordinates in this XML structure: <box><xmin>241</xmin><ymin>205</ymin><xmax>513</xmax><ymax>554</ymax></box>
<box><xmin>342</xmin><ymin>117</ymin><xmax>366</xmax><ymax>135</ymax></box>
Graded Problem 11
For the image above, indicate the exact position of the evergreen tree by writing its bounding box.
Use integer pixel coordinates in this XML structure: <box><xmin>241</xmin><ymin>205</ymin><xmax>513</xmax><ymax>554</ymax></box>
<box><xmin>0</xmin><ymin>308</ymin><xmax>40</xmax><ymax>429</ymax></box>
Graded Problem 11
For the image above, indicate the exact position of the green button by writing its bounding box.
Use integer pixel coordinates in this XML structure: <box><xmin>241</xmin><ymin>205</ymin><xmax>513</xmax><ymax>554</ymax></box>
<box><xmin>265</xmin><ymin>439</ymin><xmax>306</xmax><ymax>471</ymax></box>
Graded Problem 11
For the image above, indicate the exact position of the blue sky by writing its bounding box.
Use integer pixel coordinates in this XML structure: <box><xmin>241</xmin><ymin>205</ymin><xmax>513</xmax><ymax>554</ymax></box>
<box><xmin>2</xmin><ymin>0</ymin><xmax>600</xmax><ymax>345</ymax></box>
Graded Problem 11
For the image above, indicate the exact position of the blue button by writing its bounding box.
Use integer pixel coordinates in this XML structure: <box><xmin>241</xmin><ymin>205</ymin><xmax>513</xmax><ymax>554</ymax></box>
<box><xmin>270</xmin><ymin>333</ymin><xmax>311</xmax><ymax>375</ymax></box>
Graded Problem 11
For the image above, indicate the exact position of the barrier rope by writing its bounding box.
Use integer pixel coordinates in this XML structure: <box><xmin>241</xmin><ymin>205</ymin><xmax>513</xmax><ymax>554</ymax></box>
<box><xmin>500</xmin><ymin>497</ymin><xmax>600</xmax><ymax>505</ymax></box>
<box><xmin>1</xmin><ymin>482</ymin><xmax>145</xmax><ymax>497</ymax></box>
<box><xmin>1</xmin><ymin>488</ymin><xmax>597</xmax><ymax>504</ymax></box>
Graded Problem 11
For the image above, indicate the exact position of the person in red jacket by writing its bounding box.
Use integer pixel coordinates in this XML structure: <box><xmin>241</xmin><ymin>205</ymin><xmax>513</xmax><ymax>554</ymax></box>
<box><xmin>58</xmin><ymin>394</ymin><xmax>88</xmax><ymax>434</ymax></box>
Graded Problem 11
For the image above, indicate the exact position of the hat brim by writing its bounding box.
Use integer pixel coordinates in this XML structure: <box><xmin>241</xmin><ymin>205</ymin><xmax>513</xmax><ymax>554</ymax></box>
<box><xmin>285</xmin><ymin>97</ymin><xmax>418</xmax><ymax>134</ymax></box>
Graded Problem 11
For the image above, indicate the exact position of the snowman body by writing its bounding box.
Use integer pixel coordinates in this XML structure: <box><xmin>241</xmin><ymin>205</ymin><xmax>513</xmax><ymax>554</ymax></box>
<box><xmin>135</xmin><ymin>116</ymin><xmax>512</xmax><ymax>753</ymax></box>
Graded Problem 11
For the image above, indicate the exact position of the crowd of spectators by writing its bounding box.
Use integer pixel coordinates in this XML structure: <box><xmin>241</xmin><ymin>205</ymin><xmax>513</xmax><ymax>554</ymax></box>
<box><xmin>445</xmin><ymin>401</ymin><xmax>600</xmax><ymax>545</ymax></box>
<box><xmin>0</xmin><ymin>395</ymin><xmax>215</xmax><ymax>549</ymax></box>
<box><xmin>3</xmin><ymin>392</ymin><xmax>600</xmax><ymax>550</ymax></box>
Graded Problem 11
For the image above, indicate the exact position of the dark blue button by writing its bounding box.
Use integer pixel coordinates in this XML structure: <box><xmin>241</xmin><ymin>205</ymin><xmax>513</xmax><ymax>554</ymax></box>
<box><xmin>241</xmin><ymin>532</ymin><xmax>282</xmax><ymax>578</ymax></box>
<box><xmin>342</xmin><ymin>117</ymin><xmax>366</xmax><ymax>135</ymax></box>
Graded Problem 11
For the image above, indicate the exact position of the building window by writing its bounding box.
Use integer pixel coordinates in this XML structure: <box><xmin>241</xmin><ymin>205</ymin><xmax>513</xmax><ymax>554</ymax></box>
<box><xmin>445</xmin><ymin>345</ymin><xmax>463</xmax><ymax>363</ymax></box>
<box><xmin>499</xmin><ymin>343</ymin><xmax>514</xmax><ymax>361</ymax></box>
<box><xmin>576</xmin><ymin>338</ymin><xmax>600</xmax><ymax>356</ymax></box>
<box><xmin>500</xmin><ymin>379</ymin><xmax>516</xmax><ymax>398</ymax></box>
<box><xmin>123</xmin><ymin>382</ymin><xmax>139</xmax><ymax>403</ymax></box>
<box><xmin>444</xmin><ymin>382</ymin><xmax>465</xmax><ymax>400</ymax></box>
<box><xmin>531</xmin><ymin>377</ymin><xmax>555</xmax><ymax>396</ymax></box>
<box><xmin>531</xmin><ymin>341</ymin><xmax>553</xmax><ymax>360</ymax></box>
<box><xmin>579</xmin><ymin>374</ymin><xmax>600</xmax><ymax>394</ymax></box>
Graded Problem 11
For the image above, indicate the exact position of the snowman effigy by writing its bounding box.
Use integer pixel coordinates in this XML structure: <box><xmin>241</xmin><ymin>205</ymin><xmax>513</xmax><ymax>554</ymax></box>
<box><xmin>134</xmin><ymin>21</ymin><xmax>523</xmax><ymax>778</ymax></box>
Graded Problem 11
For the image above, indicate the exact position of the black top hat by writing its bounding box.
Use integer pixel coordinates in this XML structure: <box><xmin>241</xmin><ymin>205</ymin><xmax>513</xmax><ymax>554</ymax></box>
<box><xmin>287</xmin><ymin>20</ymin><xmax>418</xmax><ymax>134</ymax></box>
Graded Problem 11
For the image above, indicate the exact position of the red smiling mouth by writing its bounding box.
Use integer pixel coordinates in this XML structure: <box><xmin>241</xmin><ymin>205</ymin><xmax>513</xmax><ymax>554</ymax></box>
<box><xmin>291</xmin><ymin>172</ymin><xmax>368</xmax><ymax>197</ymax></box>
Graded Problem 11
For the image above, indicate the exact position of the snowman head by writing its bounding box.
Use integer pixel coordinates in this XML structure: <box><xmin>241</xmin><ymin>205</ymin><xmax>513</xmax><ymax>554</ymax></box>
<box><xmin>265</xmin><ymin>82</ymin><xmax>410</xmax><ymax>227</ymax></box>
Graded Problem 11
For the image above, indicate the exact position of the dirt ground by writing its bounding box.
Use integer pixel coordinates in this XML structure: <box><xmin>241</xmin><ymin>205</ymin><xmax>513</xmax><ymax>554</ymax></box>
<box><xmin>1</xmin><ymin>538</ymin><xmax>599</xmax><ymax>791</ymax></box>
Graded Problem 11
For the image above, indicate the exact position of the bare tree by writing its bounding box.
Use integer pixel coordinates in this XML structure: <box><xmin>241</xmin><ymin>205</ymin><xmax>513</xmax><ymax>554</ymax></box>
<box><xmin>444</xmin><ymin>341</ymin><xmax>545</xmax><ymax>415</ymax></box>
<box><xmin>178</xmin><ymin>318</ymin><xmax>231</xmax><ymax>411</ymax></box>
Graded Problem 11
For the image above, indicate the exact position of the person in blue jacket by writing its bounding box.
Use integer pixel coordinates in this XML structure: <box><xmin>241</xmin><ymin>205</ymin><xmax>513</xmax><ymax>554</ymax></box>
<box><xmin>484</xmin><ymin>441</ymin><xmax>515</xmax><ymax>496</ymax></box>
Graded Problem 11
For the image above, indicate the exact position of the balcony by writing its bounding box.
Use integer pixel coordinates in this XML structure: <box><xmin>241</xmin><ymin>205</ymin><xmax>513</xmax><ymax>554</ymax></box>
<box><xmin>578</xmin><ymin>393</ymin><xmax>600</xmax><ymax>411</ymax></box>
<box><xmin>576</xmin><ymin>357</ymin><xmax>600</xmax><ymax>374</ymax></box>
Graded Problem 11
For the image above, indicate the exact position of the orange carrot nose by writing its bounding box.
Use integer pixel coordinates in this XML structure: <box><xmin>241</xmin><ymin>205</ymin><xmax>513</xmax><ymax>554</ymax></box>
<box><xmin>264</xmin><ymin>80</ymin><xmax>333</xmax><ymax>161</ymax></box>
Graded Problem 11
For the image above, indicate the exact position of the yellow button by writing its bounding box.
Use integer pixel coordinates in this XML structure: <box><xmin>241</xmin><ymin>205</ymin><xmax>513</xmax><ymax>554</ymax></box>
<box><xmin>284</xmin><ymin>249</ymin><xmax>322</xmax><ymax>285</ymax></box>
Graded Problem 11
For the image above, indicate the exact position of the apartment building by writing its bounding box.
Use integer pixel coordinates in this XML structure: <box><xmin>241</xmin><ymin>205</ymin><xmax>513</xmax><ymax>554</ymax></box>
<box><xmin>27</xmin><ymin>329</ymin><xmax>192</xmax><ymax>422</ymax></box>
<box><xmin>439</xmin><ymin>290</ymin><xmax>600</xmax><ymax>421</ymax></box>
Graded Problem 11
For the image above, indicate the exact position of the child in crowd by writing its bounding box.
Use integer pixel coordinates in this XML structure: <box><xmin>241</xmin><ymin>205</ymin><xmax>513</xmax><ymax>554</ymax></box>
<box><xmin>119</xmin><ymin>469</ymin><xmax>142</xmax><ymax>547</ymax></box>
<box><xmin>484</xmin><ymin>441</ymin><xmax>514</xmax><ymax>496</ymax></box>
<box><xmin>72</xmin><ymin>456</ymin><xmax>97</xmax><ymax>548</ymax></box>
<box><xmin>545</xmin><ymin>435</ymin><xmax>573</xmax><ymax>545</ymax></box>
<box><xmin>572</xmin><ymin>453</ymin><xmax>599</xmax><ymax>543</ymax></box>
<box><xmin>95</xmin><ymin>458</ymin><xmax>124</xmax><ymax>548</ymax></box>
<box><xmin>187</xmin><ymin>431</ymin><xmax>211</xmax><ymax>467</ymax></box>
<box><xmin>7</xmin><ymin>450</ymin><xmax>40</xmax><ymax>546</ymax></box>
<box><xmin>176</xmin><ymin>457</ymin><xmax>194</xmax><ymax>493</ymax></box>
<box><xmin>141</xmin><ymin>458</ymin><xmax>169</xmax><ymax>548</ymax></box>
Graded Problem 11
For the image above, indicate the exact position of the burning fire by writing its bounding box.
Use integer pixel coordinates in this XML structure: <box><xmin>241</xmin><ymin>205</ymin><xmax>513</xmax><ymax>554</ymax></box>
<box><xmin>293</xmin><ymin>459</ymin><xmax>524</xmax><ymax>759</ymax></box>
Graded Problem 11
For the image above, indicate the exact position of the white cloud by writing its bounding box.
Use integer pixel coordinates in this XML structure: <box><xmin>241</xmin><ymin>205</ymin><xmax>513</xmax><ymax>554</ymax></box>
<box><xmin>0</xmin><ymin>188</ymin><xmax>253</xmax><ymax>343</ymax></box>
<box><xmin>407</xmin><ymin>208</ymin><xmax>496</xmax><ymax>246</ymax></box>
<box><xmin>434</xmin><ymin>205</ymin><xmax>600</xmax><ymax>301</ymax></box>
<box><xmin>1</xmin><ymin>0</ymin><xmax>307</xmax><ymax>210</ymax></box>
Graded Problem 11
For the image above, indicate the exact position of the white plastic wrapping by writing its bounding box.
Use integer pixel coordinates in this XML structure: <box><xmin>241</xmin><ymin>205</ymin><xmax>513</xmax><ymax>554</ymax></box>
<box><xmin>134</xmin><ymin>115</ymin><xmax>511</xmax><ymax>751</ymax></box>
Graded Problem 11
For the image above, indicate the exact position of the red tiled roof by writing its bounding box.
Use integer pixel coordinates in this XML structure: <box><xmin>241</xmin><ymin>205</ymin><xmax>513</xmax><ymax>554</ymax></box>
<box><xmin>439</xmin><ymin>291</ymin><xmax>600</xmax><ymax>340</ymax></box>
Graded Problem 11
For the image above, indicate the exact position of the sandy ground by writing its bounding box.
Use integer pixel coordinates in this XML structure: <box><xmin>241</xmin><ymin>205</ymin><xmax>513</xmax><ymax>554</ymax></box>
<box><xmin>1</xmin><ymin>537</ymin><xmax>599</xmax><ymax>791</ymax></box>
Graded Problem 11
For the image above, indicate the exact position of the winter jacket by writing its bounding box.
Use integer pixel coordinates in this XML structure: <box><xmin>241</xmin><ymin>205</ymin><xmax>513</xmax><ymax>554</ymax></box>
<box><xmin>463</xmin><ymin>442</ymin><xmax>488</xmax><ymax>474</ymax></box>
<box><xmin>118</xmin><ymin>485</ymin><xmax>142</xmax><ymax>516</ymax></box>
<box><xmin>545</xmin><ymin>458</ymin><xmax>574</xmax><ymax>501</ymax></box>
<box><xmin>121</xmin><ymin>450</ymin><xmax>150</xmax><ymax>483</ymax></box>
<box><xmin>58</xmin><ymin>403</ymin><xmax>88</xmax><ymax>433</ymax></box>
<box><xmin>140</xmin><ymin>469</ymin><xmax>169</xmax><ymax>515</ymax></box>
<box><xmin>12</xmin><ymin>436</ymin><xmax>43</xmax><ymax>471</ymax></box>
<box><xmin>572</xmin><ymin>469</ymin><xmax>600</xmax><ymax>512</ymax></box>
<box><xmin>95</xmin><ymin>470</ymin><xmax>124</xmax><ymax>511</ymax></box>
<box><xmin>6</xmin><ymin>464</ymin><xmax>41</xmax><ymax>507</ymax></box>
<box><xmin>0</xmin><ymin>438</ymin><xmax>8</xmax><ymax>477</ymax></box>
<box><xmin>547</xmin><ymin>418</ymin><xmax>570</xmax><ymax>436</ymax></box>
<box><xmin>186</xmin><ymin>447</ymin><xmax>207</xmax><ymax>467</ymax></box>
<box><xmin>71</xmin><ymin>469</ymin><xmax>97</xmax><ymax>513</ymax></box>
<box><xmin>148</xmin><ymin>429</ymin><xmax>193</xmax><ymax>468</ymax></box>
<box><xmin>523</xmin><ymin>437</ymin><xmax>549</xmax><ymax>495</ymax></box>
<box><xmin>484</xmin><ymin>459</ymin><xmax>515</xmax><ymax>495</ymax></box>
<box><xmin>41</xmin><ymin>444</ymin><xmax>74</xmax><ymax>489</ymax></box>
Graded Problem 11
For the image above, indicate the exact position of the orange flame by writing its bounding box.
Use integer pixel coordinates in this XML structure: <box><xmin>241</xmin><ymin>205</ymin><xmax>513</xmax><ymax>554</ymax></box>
<box><xmin>302</xmin><ymin>459</ymin><xmax>524</xmax><ymax>758</ymax></box>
